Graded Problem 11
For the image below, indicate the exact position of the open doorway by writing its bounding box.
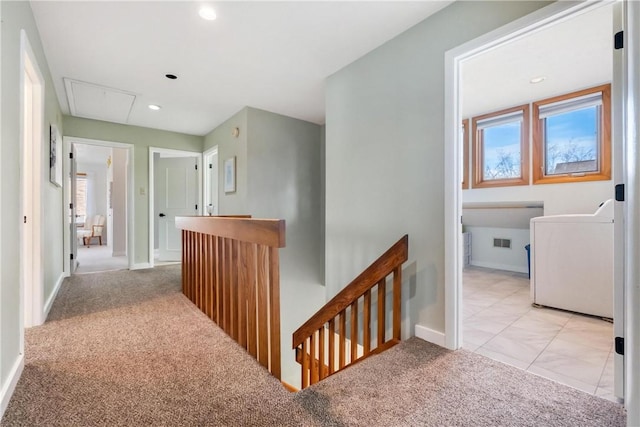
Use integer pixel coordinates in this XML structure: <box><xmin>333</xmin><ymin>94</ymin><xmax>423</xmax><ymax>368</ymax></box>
<box><xmin>63</xmin><ymin>137</ymin><xmax>134</xmax><ymax>275</ymax></box>
<box><xmin>149</xmin><ymin>147</ymin><xmax>201</xmax><ymax>266</ymax></box>
<box><xmin>445</xmin><ymin>1</ymin><xmax>624</xmax><ymax>403</ymax></box>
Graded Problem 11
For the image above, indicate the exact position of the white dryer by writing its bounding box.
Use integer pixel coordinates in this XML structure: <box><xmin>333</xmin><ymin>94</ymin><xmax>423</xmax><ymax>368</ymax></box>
<box><xmin>530</xmin><ymin>200</ymin><xmax>613</xmax><ymax>318</ymax></box>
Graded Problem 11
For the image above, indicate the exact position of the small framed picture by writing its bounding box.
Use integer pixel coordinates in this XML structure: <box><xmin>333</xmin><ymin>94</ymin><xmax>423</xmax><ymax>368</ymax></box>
<box><xmin>49</xmin><ymin>124</ymin><xmax>62</xmax><ymax>186</ymax></box>
<box><xmin>224</xmin><ymin>156</ymin><xmax>236</xmax><ymax>193</ymax></box>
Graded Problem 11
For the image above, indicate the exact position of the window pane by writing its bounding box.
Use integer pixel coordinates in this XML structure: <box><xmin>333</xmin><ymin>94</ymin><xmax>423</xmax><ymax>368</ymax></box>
<box><xmin>76</xmin><ymin>176</ymin><xmax>87</xmax><ymax>222</ymax></box>
<box><xmin>544</xmin><ymin>106</ymin><xmax>598</xmax><ymax>175</ymax></box>
<box><xmin>482</xmin><ymin>121</ymin><xmax>521</xmax><ymax>180</ymax></box>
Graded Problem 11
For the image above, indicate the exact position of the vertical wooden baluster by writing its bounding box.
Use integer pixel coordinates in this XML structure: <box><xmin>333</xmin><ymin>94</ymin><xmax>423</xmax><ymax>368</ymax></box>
<box><xmin>181</xmin><ymin>230</ymin><xmax>186</xmax><ymax>295</ymax></box>
<box><xmin>310</xmin><ymin>331</ymin><xmax>318</xmax><ymax>385</ymax></box>
<box><xmin>207</xmin><ymin>234</ymin><xmax>214</xmax><ymax>320</ymax></box>
<box><xmin>393</xmin><ymin>267</ymin><xmax>402</xmax><ymax>341</ymax></box>
<box><xmin>230</xmin><ymin>239</ymin><xmax>238</xmax><ymax>340</ymax></box>
<box><xmin>223</xmin><ymin>237</ymin><xmax>231</xmax><ymax>334</ymax></box>
<box><xmin>268</xmin><ymin>247</ymin><xmax>281</xmax><ymax>379</ymax></box>
<box><xmin>377</xmin><ymin>278</ymin><xmax>386</xmax><ymax>347</ymax></box>
<box><xmin>215</xmin><ymin>235</ymin><xmax>222</xmax><ymax>325</ymax></box>
<box><xmin>339</xmin><ymin>311</ymin><xmax>346</xmax><ymax>369</ymax></box>
<box><xmin>190</xmin><ymin>231</ymin><xmax>196</xmax><ymax>302</ymax></box>
<box><xmin>237</xmin><ymin>242</ymin><xmax>247</xmax><ymax>349</ymax></box>
<box><xmin>257</xmin><ymin>245</ymin><xmax>269</xmax><ymax>369</ymax></box>
<box><xmin>328</xmin><ymin>318</ymin><xmax>335</xmax><ymax>374</ymax></box>
<box><xmin>351</xmin><ymin>300</ymin><xmax>358</xmax><ymax>363</ymax></box>
<box><xmin>319</xmin><ymin>326</ymin><xmax>326</xmax><ymax>379</ymax></box>
<box><xmin>301</xmin><ymin>339</ymin><xmax>309</xmax><ymax>389</ymax></box>
<box><xmin>363</xmin><ymin>289</ymin><xmax>371</xmax><ymax>356</ymax></box>
<box><xmin>247</xmin><ymin>243</ymin><xmax>258</xmax><ymax>358</ymax></box>
<box><xmin>196</xmin><ymin>232</ymin><xmax>202</xmax><ymax>310</ymax></box>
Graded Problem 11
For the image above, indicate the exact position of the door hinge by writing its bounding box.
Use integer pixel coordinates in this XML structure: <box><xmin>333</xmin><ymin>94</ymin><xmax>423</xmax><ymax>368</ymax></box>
<box><xmin>70</xmin><ymin>253</ymin><xmax>74</xmax><ymax>260</ymax></box>
<box><xmin>209</xmin><ymin>163</ymin><xmax>213</xmax><ymax>169</ymax></box>
<box><xmin>615</xmin><ymin>337</ymin><xmax>624</xmax><ymax>355</ymax></box>
<box><xmin>23</xmin><ymin>216</ymin><xmax>27</xmax><ymax>224</ymax></box>
<box><xmin>195</xmin><ymin>204</ymin><xmax>198</xmax><ymax>211</ymax></box>
<box><xmin>614</xmin><ymin>31</ymin><xmax>624</xmax><ymax>50</ymax></box>
<box><xmin>195</xmin><ymin>164</ymin><xmax>198</xmax><ymax>170</ymax></box>
<box><xmin>615</xmin><ymin>184</ymin><xmax>625</xmax><ymax>202</ymax></box>
<box><xmin>69</xmin><ymin>152</ymin><xmax>74</xmax><ymax>159</ymax></box>
<box><xmin>70</xmin><ymin>203</ymin><xmax>74</xmax><ymax>210</ymax></box>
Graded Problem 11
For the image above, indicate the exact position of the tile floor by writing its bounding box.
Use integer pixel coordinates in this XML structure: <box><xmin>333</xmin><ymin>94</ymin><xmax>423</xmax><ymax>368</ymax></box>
<box><xmin>463</xmin><ymin>266</ymin><xmax>617</xmax><ymax>402</ymax></box>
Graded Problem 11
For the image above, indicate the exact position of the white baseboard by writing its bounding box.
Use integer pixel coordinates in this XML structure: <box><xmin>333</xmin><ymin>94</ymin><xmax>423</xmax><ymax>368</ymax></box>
<box><xmin>470</xmin><ymin>260</ymin><xmax>528</xmax><ymax>274</ymax></box>
<box><xmin>43</xmin><ymin>273</ymin><xmax>65</xmax><ymax>320</ymax></box>
<box><xmin>0</xmin><ymin>355</ymin><xmax>24</xmax><ymax>420</ymax></box>
<box><xmin>130</xmin><ymin>263</ymin><xmax>152</xmax><ymax>270</ymax></box>
<box><xmin>415</xmin><ymin>324</ymin><xmax>446</xmax><ymax>347</ymax></box>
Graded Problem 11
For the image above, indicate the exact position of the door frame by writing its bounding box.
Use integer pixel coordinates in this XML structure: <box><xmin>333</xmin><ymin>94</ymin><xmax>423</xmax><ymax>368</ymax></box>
<box><xmin>63</xmin><ymin>137</ymin><xmax>135</xmax><ymax>274</ymax></box>
<box><xmin>20</xmin><ymin>30</ymin><xmax>45</xmax><ymax>329</ymax></box>
<box><xmin>203</xmin><ymin>145</ymin><xmax>219</xmax><ymax>215</ymax></box>
<box><xmin>148</xmin><ymin>147</ymin><xmax>202</xmax><ymax>267</ymax></box>
<box><xmin>444</xmin><ymin>0</ymin><xmax>628</xmax><ymax>395</ymax></box>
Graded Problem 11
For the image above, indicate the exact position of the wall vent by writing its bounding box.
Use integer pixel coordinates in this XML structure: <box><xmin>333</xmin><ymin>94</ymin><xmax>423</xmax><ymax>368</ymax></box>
<box><xmin>493</xmin><ymin>238</ymin><xmax>511</xmax><ymax>249</ymax></box>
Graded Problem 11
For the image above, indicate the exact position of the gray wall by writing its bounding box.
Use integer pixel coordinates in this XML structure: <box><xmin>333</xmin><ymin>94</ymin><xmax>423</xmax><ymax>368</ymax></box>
<box><xmin>63</xmin><ymin>116</ymin><xmax>203</xmax><ymax>265</ymax></box>
<box><xmin>1</xmin><ymin>0</ymin><xmax>64</xmax><ymax>398</ymax></box>
<box><xmin>204</xmin><ymin>106</ymin><xmax>324</xmax><ymax>387</ymax></box>
<box><xmin>325</xmin><ymin>1</ymin><xmax>550</xmax><ymax>335</ymax></box>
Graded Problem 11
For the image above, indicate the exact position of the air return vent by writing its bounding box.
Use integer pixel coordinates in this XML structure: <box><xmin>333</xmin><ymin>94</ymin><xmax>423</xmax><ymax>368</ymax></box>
<box><xmin>493</xmin><ymin>238</ymin><xmax>511</xmax><ymax>249</ymax></box>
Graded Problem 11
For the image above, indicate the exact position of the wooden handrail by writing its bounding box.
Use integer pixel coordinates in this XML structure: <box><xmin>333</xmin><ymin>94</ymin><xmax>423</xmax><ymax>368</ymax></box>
<box><xmin>292</xmin><ymin>235</ymin><xmax>408</xmax><ymax>388</ymax></box>
<box><xmin>177</xmin><ymin>216</ymin><xmax>285</xmax><ymax>380</ymax></box>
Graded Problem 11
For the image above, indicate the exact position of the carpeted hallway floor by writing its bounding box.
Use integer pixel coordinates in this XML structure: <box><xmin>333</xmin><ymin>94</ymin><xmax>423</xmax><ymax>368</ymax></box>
<box><xmin>2</xmin><ymin>266</ymin><xmax>626</xmax><ymax>426</ymax></box>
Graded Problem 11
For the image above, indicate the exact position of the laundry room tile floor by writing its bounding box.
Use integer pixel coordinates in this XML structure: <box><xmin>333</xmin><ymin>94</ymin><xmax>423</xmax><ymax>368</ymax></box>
<box><xmin>463</xmin><ymin>266</ymin><xmax>617</xmax><ymax>402</ymax></box>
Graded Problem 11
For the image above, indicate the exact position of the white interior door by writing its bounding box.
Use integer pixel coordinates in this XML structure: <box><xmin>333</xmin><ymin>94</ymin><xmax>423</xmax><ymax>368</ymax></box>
<box><xmin>69</xmin><ymin>144</ymin><xmax>77</xmax><ymax>273</ymax></box>
<box><xmin>156</xmin><ymin>156</ymin><xmax>198</xmax><ymax>261</ymax></box>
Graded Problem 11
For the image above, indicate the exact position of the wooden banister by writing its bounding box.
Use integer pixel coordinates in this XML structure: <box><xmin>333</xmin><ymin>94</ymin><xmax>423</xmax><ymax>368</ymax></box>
<box><xmin>176</xmin><ymin>216</ymin><xmax>285</xmax><ymax>380</ymax></box>
<box><xmin>292</xmin><ymin>235</ymin><xmax>408</xmax><ymax>388</ymax></box>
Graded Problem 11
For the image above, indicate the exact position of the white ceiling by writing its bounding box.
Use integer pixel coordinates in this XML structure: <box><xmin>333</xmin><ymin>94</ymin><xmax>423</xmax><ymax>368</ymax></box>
<box><xmin>30</xmin><ymin>1</ymin><xmax>452</xmax><ymax>136</ymax></box>
<box><xmin>462</xmin><ymin>3</ymin><xmax>612</xmax><ymax>118</ymax></box>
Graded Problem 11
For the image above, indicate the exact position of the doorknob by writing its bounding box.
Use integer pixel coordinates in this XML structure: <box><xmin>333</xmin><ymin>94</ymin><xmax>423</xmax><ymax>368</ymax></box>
<box><xmin>159</xmin><ymin>213</ymin><xmax>166</xmax><ymax>217</ymax></box>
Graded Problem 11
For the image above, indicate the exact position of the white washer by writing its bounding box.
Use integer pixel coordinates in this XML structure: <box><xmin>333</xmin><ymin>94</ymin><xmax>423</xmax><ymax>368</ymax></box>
<box><xmin>530</xmin><ymin>200</ymin><xmax>613</xmax><ymax>318</ymax></box>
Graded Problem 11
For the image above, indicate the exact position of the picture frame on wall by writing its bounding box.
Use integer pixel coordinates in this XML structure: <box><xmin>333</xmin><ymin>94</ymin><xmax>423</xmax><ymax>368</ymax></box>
<box><xmin>49</xmin><ymin>124</ymin><xmax>62</xmax><ymax>186</ymax></box>
<box><xmin>224</xmin><ymin>156</ymin><xmax>236</xmax><ymax>193</ymax></box>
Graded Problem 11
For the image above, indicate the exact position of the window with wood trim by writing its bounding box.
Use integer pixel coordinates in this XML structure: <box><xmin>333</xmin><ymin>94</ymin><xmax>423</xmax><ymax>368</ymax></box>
<box><xmin>472</xmin><ymin>105</ymin><xmax>529</xmax><ymax>188</ymax></box>
<box><xmin>532</xmin><ymin>84</ymin><xmax>611</xmax><ymax>184</ymax></box>
<box><xmin>462</xmin><ymin>119</ymin><xmax>469</xmax><ymax>189</ymax></box>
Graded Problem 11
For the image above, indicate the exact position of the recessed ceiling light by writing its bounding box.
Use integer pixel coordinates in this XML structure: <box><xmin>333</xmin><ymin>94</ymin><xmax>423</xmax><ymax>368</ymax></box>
<box><xmin>148</xmin><ymin>104</ymin><xmax>161</xmax><ymax>111</ymax></box>
<box><xmin>165</xmin><ymin>74</ymin><xmax>178</xmax><ymax>80</ymax></box>
<box><xmin>199</xmin><ymin>6</ymin><xmax>217</xmax><ymax>21</ymax></box>
<box><xmin>530</xmin><ymin>76</ymin><xmax>546</xmax><ymax>84</ymax></box>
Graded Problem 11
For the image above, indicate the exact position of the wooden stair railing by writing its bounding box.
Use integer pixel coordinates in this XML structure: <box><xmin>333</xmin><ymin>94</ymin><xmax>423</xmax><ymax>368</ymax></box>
<box><xmin>292</xmin><ymin>235</ymin><xmax>409</xmax><ymax>389</ymax></box>
<box><xmin>176</xmin><ymin>216</ymin><xmax>285</xmax><ymax>379</ymax></box>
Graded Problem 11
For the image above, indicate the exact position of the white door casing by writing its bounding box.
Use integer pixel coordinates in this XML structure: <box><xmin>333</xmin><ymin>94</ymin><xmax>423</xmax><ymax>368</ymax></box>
<box><xmin>69</xmin><ymin>144</ymin><xmax>77</xmax><ymax>273</ymax></box>
<box><xmin>203</xmin><ymin>146</ymin><xmax>219</xmax><ymax>215</ymax></box>
<box><xmin>156</xmin><ymin>156</ymin><xmax>199</xmax><ymax>261</ymax></box>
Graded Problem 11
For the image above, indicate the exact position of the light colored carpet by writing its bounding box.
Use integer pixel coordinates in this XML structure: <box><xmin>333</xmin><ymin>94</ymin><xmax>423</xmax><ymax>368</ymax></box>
<box><xmin>2</xmin><ymin>266</ymin><xmax>626</xmax><ymax>426</ymax></box>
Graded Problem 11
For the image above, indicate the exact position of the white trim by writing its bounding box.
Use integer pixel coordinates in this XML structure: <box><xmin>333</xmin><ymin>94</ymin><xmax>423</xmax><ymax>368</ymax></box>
<box><xmin>63</xmin><ymin>136</ymin><xmax>135</xmax><ymax>273</ymax></box>
<box><xmin>444</xmin><ymin>1</ymin><xmax>616</xmax><ymax>352</ymax></box>
<box><xmin>43</xmin><ymin>273</ymin><xmax>65</xmax><ymax>320</ymax></box>
<box><xmin>624</xmin><ymin>1</ymin><xmax>640</xmax><ymax>422</ymax></box>
<box><xmin>469</xmin><ymin>261</ymin><xmax>528</xmax><ymax>275</ymax></box>
<box><xmin>148</xmin><ymin>147</ymin><xmax>202</xmax><ymax>267</ymax></box>
<box><xmin>415</xmin><ymin>324</ymin><xmax>446</xmax><ymax>348</ymax></box>
<box><xmin>20</xmin><ymin>30</ymin><xmax>45</xmax><ymax>333</ymax></box>
<box><xmin>203</xmin><ymin>145</ymin><xmax>219</xmax><ymax>215</ymax></box>
<box><xmin>0</xmin><ymin>355</ymin><xmax>24</xmax><ymax>420</ymax></box>
<box><xmin>130</xmin><ymin>263</ymin><xmax>153</xmax><ymax>271</ymax></box>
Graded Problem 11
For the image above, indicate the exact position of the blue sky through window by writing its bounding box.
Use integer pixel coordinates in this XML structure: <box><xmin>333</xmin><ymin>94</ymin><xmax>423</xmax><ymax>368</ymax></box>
<box><xmin>483</xmin><ymin>121</ymin><xmax>521</xmax><ymax>180</ymax></box>
<box><xmin>544</xmin><ymin>106</ymin><xmax>598</xmax><ymax>175</ymax></box>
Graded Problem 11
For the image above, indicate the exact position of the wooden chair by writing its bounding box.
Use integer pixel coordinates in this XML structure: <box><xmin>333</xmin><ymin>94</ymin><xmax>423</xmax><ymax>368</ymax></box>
<box><xmin>77</xmin><ymin>214</ymin><xmax>106</xmax><ymax>247</ymax></box>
